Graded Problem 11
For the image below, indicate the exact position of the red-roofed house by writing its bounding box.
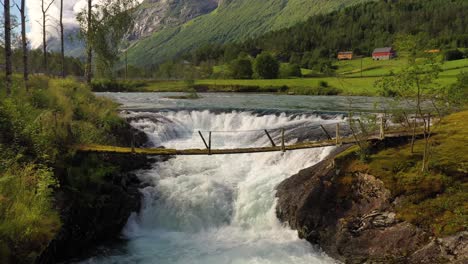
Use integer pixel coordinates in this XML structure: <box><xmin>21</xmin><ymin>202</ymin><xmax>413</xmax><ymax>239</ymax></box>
<box><xmin>372</xmin><ymin>47</ymin><xmax>396</xmax><ymax>60</ymax></box>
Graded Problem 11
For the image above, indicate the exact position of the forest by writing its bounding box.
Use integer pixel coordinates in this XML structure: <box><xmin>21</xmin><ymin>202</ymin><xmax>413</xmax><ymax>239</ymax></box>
<box><xmin>171</xmin><ymin>0</ymin><xmax>468</xmax><ymax>77</ymax></box>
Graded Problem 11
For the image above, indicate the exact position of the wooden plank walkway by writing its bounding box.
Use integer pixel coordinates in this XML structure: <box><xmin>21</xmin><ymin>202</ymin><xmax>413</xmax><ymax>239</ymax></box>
<box><xmin>76</xmin><ymin>131</ymin><xmax>420</xmax><ymax>156</ymax></box>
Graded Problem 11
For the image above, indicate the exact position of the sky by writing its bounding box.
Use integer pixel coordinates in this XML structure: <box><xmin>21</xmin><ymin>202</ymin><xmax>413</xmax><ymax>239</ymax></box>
<box><xmin>1</xmin><ymin>0</ymin><xmax>143</xmax><ymax>48</ymax></box>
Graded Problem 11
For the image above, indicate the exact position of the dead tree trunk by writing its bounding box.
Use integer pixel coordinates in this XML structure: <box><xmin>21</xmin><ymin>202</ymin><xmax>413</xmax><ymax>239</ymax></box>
<box><xmin>85</xmin><ymin>0</ymin><xmax>93</xmax><ymax>84</ymax></box>
<box><xmin>3</xmin><ymin>0</ymin><xmax>12</xmax><ymax>95</ymax></box>
<box><xmin>41</xmin><ymin>0</ymin><xmax>55</xmax><ymax>75</ymax></box>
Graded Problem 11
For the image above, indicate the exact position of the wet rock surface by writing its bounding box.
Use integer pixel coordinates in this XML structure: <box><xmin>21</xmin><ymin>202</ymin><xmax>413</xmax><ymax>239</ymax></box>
<box><xmin>276</xmin><ymin>147</ymin><xmax>467</xmax><ymax>263</ymax></box>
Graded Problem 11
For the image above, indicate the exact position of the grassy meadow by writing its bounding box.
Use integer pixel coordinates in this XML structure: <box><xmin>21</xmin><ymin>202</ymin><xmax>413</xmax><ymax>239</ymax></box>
<box><xmin>127</xmin><ymin>58</ymin><xmax>468</xmax><ymax>96</ymax></box>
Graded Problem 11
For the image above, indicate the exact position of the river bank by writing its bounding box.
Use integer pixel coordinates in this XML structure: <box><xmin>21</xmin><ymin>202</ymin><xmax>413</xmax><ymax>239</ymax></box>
<box><xmin>276</xmin><ymin>111</ymin><xmax>468</xmax><ymax>263</ymax></box>
<box><xmin>0</xmin><ymin>77</ymin><xmax>159</xmax><ymax>263</ymax></box>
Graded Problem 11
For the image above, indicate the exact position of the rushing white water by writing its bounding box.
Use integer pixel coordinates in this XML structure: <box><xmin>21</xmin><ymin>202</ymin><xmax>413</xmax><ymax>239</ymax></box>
<box><xmin>81</xmin><ymin>110</ymin><xmax>341</xmax><ymax>264</ymax></box>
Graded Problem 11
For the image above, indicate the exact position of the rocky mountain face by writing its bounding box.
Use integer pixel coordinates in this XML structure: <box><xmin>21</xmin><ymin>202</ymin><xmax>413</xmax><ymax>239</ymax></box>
<box><xmin>128</xmin><ymin>0</ymin><xmax>220</xmax><ymax>41</ymax></box>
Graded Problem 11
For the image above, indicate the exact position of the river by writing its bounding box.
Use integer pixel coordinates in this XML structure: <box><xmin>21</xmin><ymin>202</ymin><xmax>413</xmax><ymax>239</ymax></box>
<box><xmin>77</xmin><ymin>93</ymin><xmax>383</xmax><ymax>264</ymax></box>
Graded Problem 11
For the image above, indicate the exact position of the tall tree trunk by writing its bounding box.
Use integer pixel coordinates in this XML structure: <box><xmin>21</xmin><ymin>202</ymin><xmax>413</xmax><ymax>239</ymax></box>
<box><xmin>20</xmin><ymin>0</ymin><xmax>29</xmax><ymax>89</ymax></box>
<box><xmin>4</xmin><ymin>0</ymin><xmax>12</xmax><ymax>95</ymax></box>
<box><xmin>85</xmin><ymin>0</ymin><xmax>93</xmax><ymax>84</ymax></box>
<box><xmin>60</xmin><ymin>0</ymin><xmax>65</xmax><ymax>78</ymax></box>
<box><xmin>42</xmin><ymin>0</ymin><xmax>48</xmax><ymax>74</ymax></box>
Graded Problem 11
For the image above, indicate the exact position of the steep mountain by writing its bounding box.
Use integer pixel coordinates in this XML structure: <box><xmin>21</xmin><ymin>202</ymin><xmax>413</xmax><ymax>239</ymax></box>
<box><xmin>126</xmin><ymin>0</ymin><xmax>371</xmax><ymax>66</ymax></box>
<box><xmin>48</xmin><ymin>28</ymin><xmax>85</xmax><ymax>58</ymax></box>
<box><xmin>128</xmin><ymin>0</ymin><xmax>220</xmax><ymax>41</ymax></box>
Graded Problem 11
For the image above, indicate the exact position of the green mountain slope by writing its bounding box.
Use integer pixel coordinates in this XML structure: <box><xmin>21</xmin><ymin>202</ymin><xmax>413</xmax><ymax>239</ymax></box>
<box><xmin>127</xmin><ymin>0</ymin><xmax>371</xmax><ymax>66</ymax></box>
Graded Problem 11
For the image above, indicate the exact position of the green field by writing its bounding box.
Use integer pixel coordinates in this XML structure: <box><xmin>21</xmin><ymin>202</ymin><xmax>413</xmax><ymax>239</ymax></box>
<box><xmin>138</xmin><ymin>58</ymin><xmax>468</xmax><ymax>96</ymax></box>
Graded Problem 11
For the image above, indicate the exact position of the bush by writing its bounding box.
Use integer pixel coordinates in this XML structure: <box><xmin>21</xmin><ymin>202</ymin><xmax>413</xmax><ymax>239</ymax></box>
<box><xmin>0</xmin><ymin>163</ymin><xmax>60</xmax><ymax>263</ymax></box>
<box><xmin>90</xmin><ymin>79</ymin><xmax>147</xmax><ymax>92</ymax></box>
<box><xmin>444</xmin><ymin>49</ymin><xmax>464</xmax><ymax>61</ymax></box>
<box><xmin>280</xmin><ymin>63</ymin><xmax>302</xmax><ymax>78</ymax></box>
<box><xmin>230</xmin><ymin>58</ymin><xmax>253</xmax><ymax>79</ymax></box>
<box><xmin>254</xmin><ymin>53</ymin><xmax>279</xmax><ymax>79</ymax></box>
<box><xmin>447</xmin><ymin>72</ymin><xmax>468</xmax><ymax>107</ymax></box>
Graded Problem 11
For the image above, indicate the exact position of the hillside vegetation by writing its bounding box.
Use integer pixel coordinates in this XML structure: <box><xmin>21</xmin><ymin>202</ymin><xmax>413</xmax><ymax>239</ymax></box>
<box><xmin>335</xmin><ymin>109</ymin><xmax>468</xmax><ymax>237</ymax></box>
<box><xmin>126</xmin><ymin>0</ymin><xmax>369</xmax><ymax>65</ymax></box>
<box><xmin>0</xmin><ymin>76</ymin><xmax>127</xmax><ymax>263</ymax></box>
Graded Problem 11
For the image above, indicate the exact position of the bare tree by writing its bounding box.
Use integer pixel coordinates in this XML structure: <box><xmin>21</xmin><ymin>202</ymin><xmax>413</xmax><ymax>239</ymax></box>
<box><xmin>15</xmin><ymin>0</ymin><xmax>28</xmax><ymax>88</ymax></box>
<box><xmin>60</xmin><ymin>0</ymin><xmax>65</xmax><ymax>78</ymax></box>
<box><xmin>3</xmin><ymin>0</ymin><xmax>12</xmax><ymax>95</ymax></box>
<box><xmin>40</xmin><ymin>0</ymin><xmax>55</xmax><ymax>74</ymax></box>
<box><xmin>85</xmin><ymin>0</ymin><xmax>93</xmax><ymax>84</ymax></box>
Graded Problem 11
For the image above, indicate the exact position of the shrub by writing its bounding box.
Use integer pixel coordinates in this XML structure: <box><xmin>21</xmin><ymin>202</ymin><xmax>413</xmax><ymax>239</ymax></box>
<box><xmin>90</xmin><ymin>79</ymin><xmax>147</xmax><ymax>92</ymax></box>
<box><xmin>230</xmin><ymin>58</ymin><xmax>253</xmax><ymax>79</ymax></box>
<box><xmin>254</xmin><ymin>53</ymin><xmax>279</xmax><ymax>79</ymax></box>
<box><xmin>444</xmin><ymin>49</ymin><xmax>464</xmax><ymax>61</ymax></box>
<box><xmin>446</xmin><ymin>71</ymin><xmax>468</xmax><ymax>107</ymax></box>
<box><xmin>280</xmin><ymin>63</ymin><xmax>302</xmax><ymax>78</ymax></box>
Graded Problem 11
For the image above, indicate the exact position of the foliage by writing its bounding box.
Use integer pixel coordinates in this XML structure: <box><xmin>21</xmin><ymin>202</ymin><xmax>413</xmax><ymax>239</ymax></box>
<box><xmin>0</xmin><ymin>163</ymin><xmax>60</xmax><ymax>264</ymax></box>
<box><xmin>279</xmin><ymin>63</ymin><xmax>302</xmax><ymax>78</ymax></box>
<box><xmin>76</xmin><ymin>0</ymin><xmax>138</xmax><ymax>79</ymax></box>
<box><xmin>446</xmin><ymin>71</ymin><xmax>468</xmax><ymax>108</ymax></box>
<box><xmin>0</xmin><ymin>76</ymin><xmax>125</xmax><ymax>262</ymax></box>
<box><xmin>229</xmin><ymin>57</ymin><xmax>253</xmax><ymax>79</ymax></box>
<box><xmin>179</xmin><ymin>0</ymin><xmax>467</xmax><ymax>71</ymax></box>
<box><xmin>0</xmin><ymin>47</ymin><xmax>83</xmax><ymax>76</ymax></box>
<box><xmin>444</xmin><ymin>49</ymin><xmax>465</xmax><ymax>61</ymax></box>
<box><xmin>254</xmin><ymin>53</ymin><xmax>279</xmax><ymax>79</ymax></box>
<box><xmin>126</xmin><ymin>0</ymin><xmax>367</xmax><ymax>66</ymax></box>
<box><xmin>90</xmin><ymin>79</ymin><xmax>147</xmax><ymax>92</ymax></box>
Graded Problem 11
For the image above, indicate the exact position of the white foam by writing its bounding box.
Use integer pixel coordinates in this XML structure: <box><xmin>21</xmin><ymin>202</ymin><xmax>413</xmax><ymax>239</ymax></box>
<box><xmin>84</xmin><ymin>111</ymin><xmax>339</xmax><ymax>264</ymax></box>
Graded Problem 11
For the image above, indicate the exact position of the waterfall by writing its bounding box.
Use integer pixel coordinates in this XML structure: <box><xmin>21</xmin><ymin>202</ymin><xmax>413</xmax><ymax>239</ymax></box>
<box><xmin>82</xmin><ymin>110</ymin><xmax>340</xmax><ymax>264</ymax></box>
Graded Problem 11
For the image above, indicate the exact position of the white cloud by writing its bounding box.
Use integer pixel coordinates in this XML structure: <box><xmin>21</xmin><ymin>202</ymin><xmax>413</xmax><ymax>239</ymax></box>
<box><xmin>26</xmin><ymin>0</ymin><xmax>143</xmax><ymax>48</ymax></box>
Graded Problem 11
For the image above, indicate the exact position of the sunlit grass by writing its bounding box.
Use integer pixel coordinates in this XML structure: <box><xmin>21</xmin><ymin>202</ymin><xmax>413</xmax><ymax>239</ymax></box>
<box><xmin>335</xmin><ymin>110</ymin><xmax>468</xmax><ymax>237</ymax></box>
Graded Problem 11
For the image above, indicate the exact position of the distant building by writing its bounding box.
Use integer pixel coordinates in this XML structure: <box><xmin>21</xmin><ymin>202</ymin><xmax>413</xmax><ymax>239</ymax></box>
<box><xmin>425</xmin><ymin>49</ymin><xmax>441</xmax><ymax>54</ymax></box>
<box><xmin>372</xmin><ymin>47</ymin><xmax>396</xmax><ymax>60</ymax></box>
<box><xmin>337</xmin><ymin>51</ymin><xmax>353</xmax><ymax>60</ymax></box>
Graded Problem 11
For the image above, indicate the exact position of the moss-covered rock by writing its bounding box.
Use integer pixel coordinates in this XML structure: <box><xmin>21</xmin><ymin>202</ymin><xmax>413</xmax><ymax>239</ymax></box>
<box><xmin>276</xmin><ymin>144</ymin><xmax>467</xmax><ymax>263</ymax></box>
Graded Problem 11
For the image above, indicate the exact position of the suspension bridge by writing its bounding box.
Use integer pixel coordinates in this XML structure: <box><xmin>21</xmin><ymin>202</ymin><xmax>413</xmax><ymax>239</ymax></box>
<box><xmin>76</xmin><ymin>119</ymin><xmax>425</xmax><ymax>156</ymax></box>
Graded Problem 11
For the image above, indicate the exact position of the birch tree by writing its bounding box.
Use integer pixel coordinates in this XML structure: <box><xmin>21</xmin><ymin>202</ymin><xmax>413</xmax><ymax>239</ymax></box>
<box><xmin>77</xmin><ymin>0</ymin><xmax>137</xmax><ymax>82</ymax></box>
<box><xmin>377</xmin><ymin>34</ymin><xmax>443</xmax><ymax>172</ymax></box>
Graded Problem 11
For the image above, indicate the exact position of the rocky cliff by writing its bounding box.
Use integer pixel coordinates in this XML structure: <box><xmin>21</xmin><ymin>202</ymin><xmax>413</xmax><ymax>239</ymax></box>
<box><xmin>276</xmin><ymin>146</ymin><xmax>467</xmax><ymax>263</ymax></box>
<box><xmin>128</xmin><ymin>0</ymin><xmax>220</xmax><ymax>41</ymax></box>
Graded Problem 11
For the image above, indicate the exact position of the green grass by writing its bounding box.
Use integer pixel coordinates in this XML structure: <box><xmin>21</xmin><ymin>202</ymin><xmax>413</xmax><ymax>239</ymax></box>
<box><xmin>0</xmin><ymin>75</ymin><xmax>127</xmax><ymax>262</ymax></box>
<box><xmin>132</xmin><ymin>58</ymin><xmax>468</xmax><ymax>96</ymax></box>
<box><xmin>335</xmin><ymin>110</ymin><xmax>468</xmax><ymax>237</ymax></box>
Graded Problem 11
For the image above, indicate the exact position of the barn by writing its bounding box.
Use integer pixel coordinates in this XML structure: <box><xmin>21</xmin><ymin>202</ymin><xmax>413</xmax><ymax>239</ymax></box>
<box><xmin>337</xmin><ymin>51</ymin><xmax>353</xmax><ymax>60</ymax></box>
<box><xmin>372</xmin><ymin>47</ymin><xmax>396</xmax><ymax>60</ymax></box>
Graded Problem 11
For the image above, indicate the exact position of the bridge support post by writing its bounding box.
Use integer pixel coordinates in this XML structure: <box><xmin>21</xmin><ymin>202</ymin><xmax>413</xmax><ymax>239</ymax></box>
<box><xmin>427</xmin><ymin>114</ymin><xmax>431</xmax><ymax>133</ymax></box>
<box><xmin>208</xmin><ymin>131</ymin><xmax>212</xmax><ymax>155</ymax></box>
<box><xmin>320</xmin><ymin>125</ymin><xmax>332</xmax><ymax>140</ymax></box>
<box><xmin>264</xmin><ymin>129</ymin><xmax>276</xmax><ymax>147</ymax></box>
<box><xmin>198</xmin><ymin>131</ymin><xmax>211</xmax><ymax>154</ymax></box>
<box><xmin>281</xmin><ymin>128</ymin><xmax>285</xmax><ymax>152</ymax></box>
<box><xmin>380</xmin><ymin>116</ymin><xmax>385</xmax><ymax>140</ymax></box>
<box><xmin>336</xmin><ymin>123</ymin><xmax>341</xmax><ymax>146</ymax></box>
